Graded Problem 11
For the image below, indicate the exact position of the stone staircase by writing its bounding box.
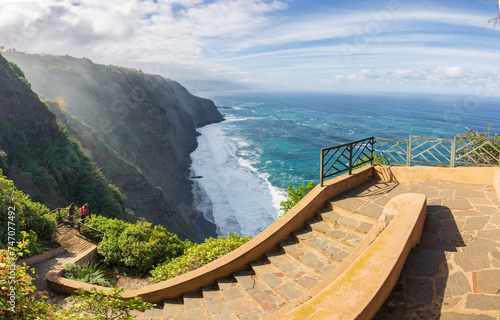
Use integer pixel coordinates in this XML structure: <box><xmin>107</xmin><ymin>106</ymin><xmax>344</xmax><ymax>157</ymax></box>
<box><xmin>134</xmin><ymin>180</ymin><xmax>398</xmax><ymax>320</ymax></box>
<box><xmin>57</xmin><ymin>223</ymin><xmax>96</xmax><ymax>253</ymax></box>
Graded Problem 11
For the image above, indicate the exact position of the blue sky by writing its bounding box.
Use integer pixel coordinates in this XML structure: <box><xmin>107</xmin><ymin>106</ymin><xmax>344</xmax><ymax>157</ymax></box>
<box><xmin>0</xmin><ymin>0</ymin><xmax>499</xmax><ymax>95</ymax></box>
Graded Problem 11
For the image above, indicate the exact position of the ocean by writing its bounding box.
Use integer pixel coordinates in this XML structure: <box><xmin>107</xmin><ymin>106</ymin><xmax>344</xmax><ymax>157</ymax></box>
<box><xmin>190</xmin><ymin>91</ymin><xmax>500</xmax><ymax>237</ymax></box>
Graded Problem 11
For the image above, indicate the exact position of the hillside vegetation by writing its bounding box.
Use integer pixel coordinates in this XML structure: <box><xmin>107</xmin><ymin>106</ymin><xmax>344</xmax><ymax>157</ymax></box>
<box><xmin>4</xmin><ymin>51</ymin><xmax>224</xmax><ymax>241</ymax></box>
<box><xmin>0</xmin><ymin>53</ymin><xmax>124</xmax><ymax>219</ymax></box>
<box><xmin>0</xmin><ymin>169</ymin><xmax>57</xmax><ymax>258</ymax></box>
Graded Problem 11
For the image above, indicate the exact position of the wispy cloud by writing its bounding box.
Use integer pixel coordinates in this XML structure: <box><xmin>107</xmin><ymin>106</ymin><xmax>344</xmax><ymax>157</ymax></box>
<box><xmin>0</xmin><ymin>0</ymin><xmax>499</xmax><ymax>93</ymax></box>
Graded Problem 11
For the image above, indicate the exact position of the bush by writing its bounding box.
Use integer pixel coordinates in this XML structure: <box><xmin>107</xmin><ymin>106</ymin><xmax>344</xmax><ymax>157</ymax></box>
<box><xmin>0</xmin><ymin>170</ymin><xmax>57</xmax><ymax>246</ymax></box>
<box><xmin>20</xmin><ymin>230</ymin><xmax>44</xmax><ymax>259</ymax></box>
<box><xmin>98</xmin><ymin>221</ymin><xmax>187</xmax><ymax>274</ymax></box>
<box><xmin>0</xmin><ymin>239</ymin><xmax>153</xmax><ymax>319</ymax></box>
<box><xmin>279</xmin><ymin>181</ymin><xmax>316</xmax><ymax>216</ymax></box>
<box><xmin>457</xmin><ymin>124</ymin><xmax>499</xmax><ymax>165</ymax></box>
<box><xmin>64</xmin><ymin>261</ymin><xmax>113</xmax><ymax>287</ymax></box>
<box><xmin>80</xmin><ymin>215</ymin><xmax>129</xmax><ymax>242</ymax></box>
<box><xmin>0</xmin><ymin>240</ymin><xmax>57</xmax><ymax>319</ymax></box>
<box><xmin>62</xmin><ymin>288</ymin><xmax>155</xmax><ymax>320</ymax></box>
<box><xmin>150</xmin><ymin>233</ymin><xmax>251</xmax><ymax>283</ymax></box>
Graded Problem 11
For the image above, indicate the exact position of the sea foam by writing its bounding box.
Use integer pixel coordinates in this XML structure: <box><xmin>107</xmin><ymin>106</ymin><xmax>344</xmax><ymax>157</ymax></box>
<box><xmin>190</xmin><ymin>122</ymin><xmax>286</xmax><ymax>237</ymax></box>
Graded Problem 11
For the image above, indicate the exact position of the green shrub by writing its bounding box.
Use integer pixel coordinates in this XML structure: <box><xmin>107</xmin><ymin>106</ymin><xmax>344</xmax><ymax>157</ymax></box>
<box><xmin>64</xmin><ymin>261</ymin><xmax>113</xmax><ymax>287</ymax></box>
<box><xmin>0</xmin><ymin>240</ymin><xmax>55</xmax><ymax>319</ymax></box>
<box><xmin>80</xmin><ymin>215</ymin><xmax>128</xmax><ymax>242</ymax></box>
<box><xmin>0</xmin><ymin>170</ymin><xmax>57</xmax><ymax>245</ymax></box>
<box><xmin>150</xmin><ymin>233</ymin><xmax>251</xmax><ymax>283</ymax></box>
<box><xmin>457</xmin><ymin>124</ymin><xmax>499</xmax><ymax>165</ymax></box>
<box><xmin>62</xmin><ymin>288</ymin><xmax>155</xmax><ymax>320</ymax></box>
<box><xmin>99</xmin><ymin>221</ymin><xmax>187</xmax><ymax>274</ymax></box>
<box><xmin>0</xmin><ymin>239</ymin><xmax>153</xmax><ymax>319</ymax></box>
<box><xmin>279</xmin><ymin>181</ymin><xmax>316</xmax><ymax>216</ymax></box>
<box><xmin>20</xmin><ymin>230</ymin><xmax>44</xmax><ymax>259</ymax></box>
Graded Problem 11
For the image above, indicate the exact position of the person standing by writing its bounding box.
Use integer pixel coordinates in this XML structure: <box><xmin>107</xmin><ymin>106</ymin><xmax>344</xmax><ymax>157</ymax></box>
<box><xmin>68</xmin><ymin>203</ymin><xmax>76</xmax><ymax>224</ymax></box>
<box><xmin>80</xmin><ymin>203</ymin><xmax>89</xmax><ymax>221</ymax></box>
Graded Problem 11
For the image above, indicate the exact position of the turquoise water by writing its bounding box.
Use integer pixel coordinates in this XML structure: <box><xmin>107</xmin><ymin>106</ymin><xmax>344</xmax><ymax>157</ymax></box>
<box><xmin>190</xmin><ymin>91</ymin><xmax>500</xmax><ymax>235</ymax></box>
<box><xmin>204</xmin><ymin>91</ymin><xmax>500</xmax><ymax>188</ymax></box>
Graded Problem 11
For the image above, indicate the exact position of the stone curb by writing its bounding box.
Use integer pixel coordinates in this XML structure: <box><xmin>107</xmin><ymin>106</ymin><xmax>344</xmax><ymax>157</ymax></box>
<box><xmin>19</xmin><ymin>246</ymin><xmax>66</xmax><ymax>266</ymax></box>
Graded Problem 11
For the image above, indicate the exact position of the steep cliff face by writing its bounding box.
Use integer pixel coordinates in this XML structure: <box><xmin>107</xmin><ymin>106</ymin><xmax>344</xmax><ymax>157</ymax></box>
<box><xmin>0</xmin><ymin>53</ymin><xmax>124</xmax><ymax>219</ymax></box>
<box><xmin>0</xmin><ymin>55</ymin><xmax>60</xmax><ymax>141</ymax></box>
<box><xmin>4</xmin><ymin>51</ymin><xmax>222</xmax><ymax>241</ymax></box>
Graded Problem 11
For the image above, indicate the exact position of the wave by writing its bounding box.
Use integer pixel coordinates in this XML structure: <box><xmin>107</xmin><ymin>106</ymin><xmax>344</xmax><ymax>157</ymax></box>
<box><xmin>190</xmin><ymin>123</ymin><xmax>286</xmax><ymax>237</ymax></box>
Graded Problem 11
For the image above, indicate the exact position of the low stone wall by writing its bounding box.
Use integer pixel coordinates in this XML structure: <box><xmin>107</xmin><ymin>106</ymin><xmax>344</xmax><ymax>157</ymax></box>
<box><xmin>45</xmin><ymin>165</ymin><xmax>375</xmax><ymax>303</ymax></box>
<box><xmin>270</xmin><ymin>193</ymin><xmax>427</xmax><ymax>320</ymax></box>
<box><xmin>494</xmin><ymin>167</ymin><xmax>500</xmax><ymax>198</ymax></box>
<box><xmin>374</xmin><ymin>166</ymin><xmax>496</xmax><ymax>186</ymax></box>
<box><xmin>19</xmin><ymin>246</ymin><xmax>65</xmax><ymax>266</ymax></box>
<box><xmin>46</xmin><ymin>245</ymin><xmax>100</xmax><ymax>295</ymax></box>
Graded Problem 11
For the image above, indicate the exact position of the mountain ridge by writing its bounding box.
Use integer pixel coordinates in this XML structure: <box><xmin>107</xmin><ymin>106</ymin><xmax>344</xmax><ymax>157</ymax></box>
<box><xmin>2</xmin><ymin>51</ymin><xmax>223</xmax><ymax>241</ymax></box>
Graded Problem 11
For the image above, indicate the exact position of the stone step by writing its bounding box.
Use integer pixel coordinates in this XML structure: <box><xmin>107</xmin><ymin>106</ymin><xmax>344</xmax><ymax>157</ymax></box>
<box><xmin>233</xmin><ymin>271</ymin><xmax>287</xmax><ymax>315</ymax></box>
<box><xmin>317</xmin><ymin>208</ymin><xmax>377</xmax><ymax>233</ymax></box>
<box><xmin>279</xmin><ymin>240</ymin><xmax>336</xmax><ymax>276</ymax></box>
<box><xmin>292</xmin><ymin>229</ymin><xmax>352</xmax><ymax>263</ymax></box>
<box><xmin>327</xmin><ymin>196</ymin><xmax>385</xmax><ymax>220</ymax></box>
<box><xmin>250</xmin><ymin>260</ymin><xmax>307</xmax><ymax>301</ymax></box>
<box><xmin>202</xmin><ymin>286</ymin><xmax>236</xmax><ymax>319</ymax></box>
<box><xmin>163</xmin><ymin>299</ymin><xmax>185</xmax><ymax>320</ymax></box>
<box><xmin>306</xmin><ymin>219</ymin><xmax>363</xmax><ymax>247</ymax></box>
<box><xmin>265</xmin><ymin>250</ymin><xmax>324</xmax><ymax>289</ymax></box>
<box><xmin>217</xmin><ymin>277</ymin><xmax>266</xmax><ymax>319</ymax></box>
<box><xmin>184</xmin><ymin>292</ymin><xmax>209</xmax><ymax>320</ymax></box>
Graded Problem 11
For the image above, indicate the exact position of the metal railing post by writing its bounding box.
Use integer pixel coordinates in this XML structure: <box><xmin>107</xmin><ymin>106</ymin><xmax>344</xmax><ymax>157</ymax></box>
<box><xmin>348</xmin><ymin>144</ymin><xmax>353</xmax><ymax>175</ymax></box>
<box><xmin>370</xmin><ymin>137</ymin><xmax>374</xmax><ymax>165</ymax></box>
<box><xmin>406</xmin><ymin>136</ymin><xmax>412</xmax><ymax>166</ymax></box>
<box><xmin>320</xmin><ymin>149</ymin><xmax>324</xmax><ymax>187</ymax></box>
<box><xmin>450</xmin><ymin>135</ymin><xmax>457</xmax><ymax>167</ymax></box>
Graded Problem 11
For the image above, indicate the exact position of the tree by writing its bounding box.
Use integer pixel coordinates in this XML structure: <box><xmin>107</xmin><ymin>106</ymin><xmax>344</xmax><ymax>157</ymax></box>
<box><xmin>279</xmin><ymin>181</ymin><xmax>316</xmax><ymax>216</ymax></box>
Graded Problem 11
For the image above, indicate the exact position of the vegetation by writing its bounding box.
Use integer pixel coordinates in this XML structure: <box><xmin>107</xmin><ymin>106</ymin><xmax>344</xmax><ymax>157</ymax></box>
<box><xmin>150</xmin><ymin>233</ymin><xmax>252</xmax><ymax>283</ymax></box>
<box><xmin>64</xmin><ymin>288</ymin><xmax>154</xmax><ymax>320</ymax></box>
<box><xmin>0</xmin><ymin>52</ymin><xmax>124</xmax><ymax>219</ymax></box>
<box><xmin>0</xmin><ymin>240</ymin><xmax>153</xmax><ymax>319</ymax></box>
<box><xmin>279</xmin><ymin>181</ymin><xmax>316</xmax><ymax>216</ymax></box>
<box><xmin>63</xmin><ymin>262</ymin><xmax>113</xmax><ymax>287</ymax></box>
<box><xmin>79</xmin><ymin>215</ymin><xmax>252</xmax><ymax>282</ymax></box>
<box><xmin>80</xmin><ymin>216</ymin><xmax>187</xmax><ymax>274</ymax></box>
<box><xmin>0</xmin><ymin>121</ymin><xmax>124</xmax><ymax>217</ymax></box>
<box><xmin>80</xmin><ymin>215</ymin><xmax>129</xmax><ymax>242</ymax></box>
<box><xmin>0</xmin><ymin>170</ymin><xmax>57</xmax><ymax>257</ymax></box>
<box><xmin>99</xmin><ymin>222</ymin><xmax>187</xmax><ymax>274</ymax></box>
<box><xmin>457</xmin><ymin>124</ymin><xmax>499</xmax><ymax>165</ymax></box>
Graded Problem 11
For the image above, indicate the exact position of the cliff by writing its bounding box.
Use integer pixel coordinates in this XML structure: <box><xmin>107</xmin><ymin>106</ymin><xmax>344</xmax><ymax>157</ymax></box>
<box><xmin>0</xmin><ymin>53</ymin><xmax>124</xmax><ymax>219</ymax></box>
<box><xmin>3</xmin><ymin>51</ymin><xmax>223</xmax><ymax>241</ymax></box>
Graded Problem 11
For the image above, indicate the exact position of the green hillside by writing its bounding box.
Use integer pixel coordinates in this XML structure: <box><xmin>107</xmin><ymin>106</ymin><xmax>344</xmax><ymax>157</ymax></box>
<box><xmin>0</xmin><ymin>53</ymin><xmax>123</xmax><ymax>219</ymax></box>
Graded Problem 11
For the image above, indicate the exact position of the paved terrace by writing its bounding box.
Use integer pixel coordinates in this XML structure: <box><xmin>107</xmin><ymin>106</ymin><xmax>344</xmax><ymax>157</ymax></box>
<box><xmin>373</xmin><ymin>179</ymin><xmax>500</xmax><ymax>319</ymax></box>
<box><xmin>35</xmin><ymin>166</ymin><xmax>498</xmax><ymax>319</ymax></box>
<box><xmin>130</xmin><ymin>168</ymin><xmax>499</xmax><ymax>319</ymax></box>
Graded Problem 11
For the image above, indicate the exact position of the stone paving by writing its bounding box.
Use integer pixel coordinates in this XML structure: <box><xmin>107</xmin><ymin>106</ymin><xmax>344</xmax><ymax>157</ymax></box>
<box><xmin>132</xmin><ymin>178</ymin><xmax>500</xmax><ymax>319</ymax></box>
<box><xmin>134</xmin><ymin>180</ymin><xmax>386</xmax><ymax>319</ymax></box>
<box><xmin>375</xmin><ymin>180</ymin><xmax>500</xmax><ymax>320</ymax></box>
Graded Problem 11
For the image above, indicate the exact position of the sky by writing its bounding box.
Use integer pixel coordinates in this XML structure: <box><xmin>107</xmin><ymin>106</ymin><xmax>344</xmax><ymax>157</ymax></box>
<box><xmin>0</xmin><ymin>0</ymin><xmax>499</xmax><ymax>95</ymax></box>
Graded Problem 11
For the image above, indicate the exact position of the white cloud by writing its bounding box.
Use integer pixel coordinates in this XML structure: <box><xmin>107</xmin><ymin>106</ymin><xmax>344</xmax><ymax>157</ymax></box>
<box><xmin>0</xmin><ymin>0</ymin><xmax>499</xmax><ymax>93</ymax></box>
<box><xmin>328</xmin><ymin>67</ymin><xmax>500</xmax><ymax>88</ymax></box>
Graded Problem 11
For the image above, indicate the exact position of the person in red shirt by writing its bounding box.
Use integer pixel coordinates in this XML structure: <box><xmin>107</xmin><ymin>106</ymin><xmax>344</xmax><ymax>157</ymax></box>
<box><xmin>80</xmin><ymin>203</ymin><xmax>89</xmax><ymax>221</ymax></box>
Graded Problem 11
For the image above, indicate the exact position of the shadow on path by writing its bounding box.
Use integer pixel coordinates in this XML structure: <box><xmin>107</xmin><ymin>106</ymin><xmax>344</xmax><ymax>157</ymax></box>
<box><xmin>375</xmin><ymin>205</ymin><xmax>465</xmax><ymax>320</ymax></box>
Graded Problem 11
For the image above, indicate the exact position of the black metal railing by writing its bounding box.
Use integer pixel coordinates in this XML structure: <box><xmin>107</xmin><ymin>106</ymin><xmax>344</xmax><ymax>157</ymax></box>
<box><xmin>320</xmin><ymin>137</ymin><xmax>374</xmax><ymax>186</ymax></box>
<box><xmin>78</xmin><ymin>219</ymin><xmax>106</xmax><ymax>241</ymax></box>
<box><xmin>47</xmin><ymin>207</ymin><xmax>106</xmax><ymax>241</ymax></box>
<box><xmin>47</xmin><ymin>207</ymin><xmax>68</xmax><ymax>221</ymax></box>
<box><xmin>320</xmin><ymin>134</ymin><xmax>500</xmax><ymax>186</ymax></box>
